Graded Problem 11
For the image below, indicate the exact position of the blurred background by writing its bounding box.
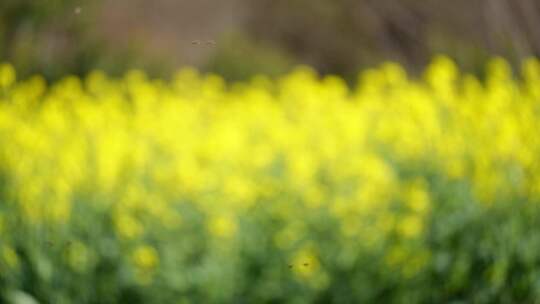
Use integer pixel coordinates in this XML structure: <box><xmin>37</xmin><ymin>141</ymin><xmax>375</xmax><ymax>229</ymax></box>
<box><xmin>2</xmin><ymin>0</ymin><xmax>540</xmax><ymax>82</ymax></box>
<box><xmin>4</xmin><ymin>1</ymin><xmax>540</xmax><ymax>303</ymax></box>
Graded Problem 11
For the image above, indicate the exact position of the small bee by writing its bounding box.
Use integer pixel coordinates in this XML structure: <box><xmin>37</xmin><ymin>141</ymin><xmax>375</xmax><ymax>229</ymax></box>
<box><xmin>288</xmin><ymin>264</ymin><xmax>293</xmax><ymax>269</ymax></box>
<box><xmin>303</xmin><ymin>263</ymin><xmax>309</xmax><ymax>267</ymax></box>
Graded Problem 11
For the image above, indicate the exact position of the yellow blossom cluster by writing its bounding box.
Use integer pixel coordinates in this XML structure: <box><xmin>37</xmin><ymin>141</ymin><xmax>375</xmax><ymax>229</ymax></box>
<box><xmin>1</xmin><ymin>56</ymin><xmax>540</xmax><ymax>296</ymax></box>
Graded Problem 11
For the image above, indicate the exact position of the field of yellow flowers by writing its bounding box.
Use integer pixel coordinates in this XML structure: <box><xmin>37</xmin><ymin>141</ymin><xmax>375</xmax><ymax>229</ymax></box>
<box><xmin>2</xmin><ymin>56</ymin><xmax>540</xmax><ymax>303</ymax></box>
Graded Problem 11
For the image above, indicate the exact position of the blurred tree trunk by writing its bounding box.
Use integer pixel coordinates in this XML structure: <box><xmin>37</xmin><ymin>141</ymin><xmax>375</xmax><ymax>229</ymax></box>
<box><xmin>243</xmin><ymin>0</ymin><xmax>540</xmax><ymax>76</ymax></box>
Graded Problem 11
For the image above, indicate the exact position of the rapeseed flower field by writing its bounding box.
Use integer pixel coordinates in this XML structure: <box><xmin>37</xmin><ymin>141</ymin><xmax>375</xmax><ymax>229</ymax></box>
<box><xmin>1</xmin><ymin>56</ymin><xmax>540</xmax><ymax>303</ymax></box>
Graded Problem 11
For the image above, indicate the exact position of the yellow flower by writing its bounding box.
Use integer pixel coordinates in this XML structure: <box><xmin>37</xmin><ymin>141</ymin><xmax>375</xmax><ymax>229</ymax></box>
<box><xmin>404</xmin><ymin>180</ymin><xmax>431</xmax><ymax>214</ymax></box>
<box><xmin>132</xmin><ymin>245</ymin><xmax>159</xmax><ymax>285</ymax></box>
<box><xmin>132</xmin><ymin>245</ymin><xmax>159</xmax><ymax>270</ymax></box>
<box><xmin>397</xmin><ymin>215</ymin><xmax>424</xmax><ymax>239</ymax></box>
<box><xmin>290</xmin><ymin>248</ymin><xmax>320</xmax><ymax>279</ymax></box>
<box><xmin>115</xmin><ymin>214</ymin><xmax>144</xmax><ymax>239</ymax></box>
<box><xmin>223</xmin><ymin>175</ymin><xmax>255</xmax><ymax>205</ymax></box>
<box><xmin>208</xmin><ymin>215</ymin><xmax>237</xmax><ymax>238</ymax></box>
<box><xmin>0</xmin><ymin>63</ymin><xmax>16</xmax><ymax>88</ymax></box>
<box><xmin>303</xmin><ymin>186</ymin><xmax>324</xmax><ymax>209</ymax></box>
